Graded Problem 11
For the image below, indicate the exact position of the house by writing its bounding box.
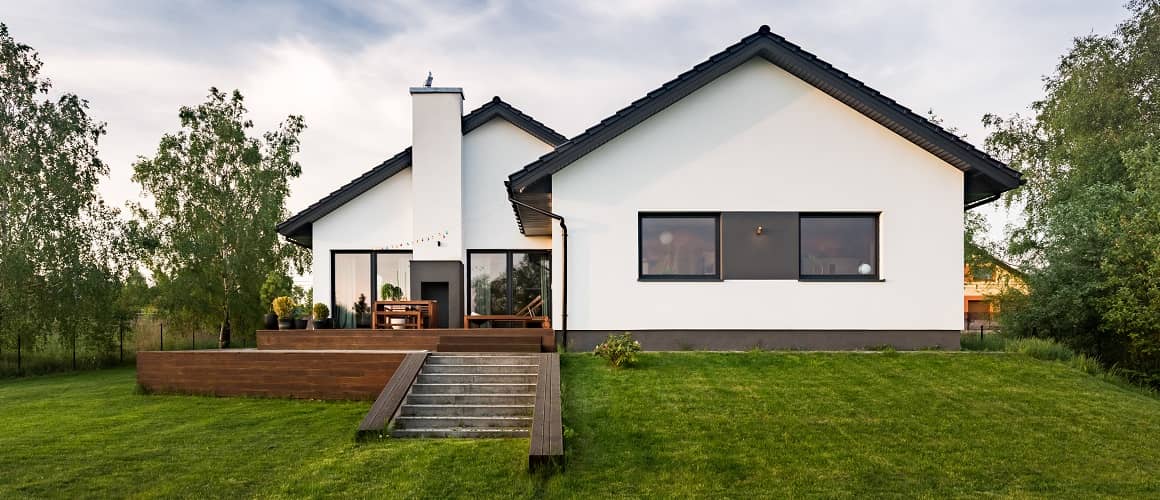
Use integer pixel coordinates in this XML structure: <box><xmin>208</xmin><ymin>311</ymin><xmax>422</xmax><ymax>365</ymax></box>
<box><xmin>277</xmin><ymin>25</ymin><xmax>1023</xmax><ymax>351</ymax></box>
<box><xmin>964</xmin><ymin>244</ymin><xmax>1027</xmax><ymax>331</ymax></box>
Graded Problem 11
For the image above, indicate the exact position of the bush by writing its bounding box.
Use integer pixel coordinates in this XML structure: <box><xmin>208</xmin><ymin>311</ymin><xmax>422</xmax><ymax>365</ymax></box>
<box><xmin>594</xmin><ymin>332</ymin><xmax>642</xmax><ymax>368</ymax></box>
<box><xmin>1005</xmin><ymin>337</ymin><xmax>1074</xmax><ymax>362</ymax></box>
<box><xmin>960</xmin><ymin>332</ymin><xmax>1009</xmax><ymax>352</ymax></box>
<box><xmin>271</xmin><ymin>296</ymin><xmax>295</xmax><ymax>320</ymax></box>
<box><xmin>312</xmin><ymin>303</ymin><xmax>329</xmax><ymax>320</ymax></box>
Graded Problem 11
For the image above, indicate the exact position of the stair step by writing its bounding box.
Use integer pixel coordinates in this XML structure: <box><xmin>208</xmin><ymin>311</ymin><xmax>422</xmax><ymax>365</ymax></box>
<box><xmin>389</xmin><ymin>428</ymin><xmax>530</xmax><ymax>439</ymax></box>
<box><xmin>426</xmin><ymin>355</ymin><xmax>539</xmax><ymax>366</ymax></box>
<box><xmin>417</xmin><ymin>373</ymin><xmax>537</xmax><ymax>384</ymax></box>
<box><xmin>400</xmin><ymin>404</ymin><xmax>534</xmax><ymax>417</ymax></box>
<box><xmin>422</xmin><ymin>364</ymin><xmax>539</xmax><ymax>374</ymax></box>
<box><xmin>394</xmin><ymin>415</ymin><xmax>532</xmax><ymax>429</ymax></box>
<box><xmin>405</xmin><ymin>393</ymin><xmax>536</xmax><ymax>405</ymax></box>
<box><xmin>411</xmin><ymin>383</ymin><xmax>537</xmax><ymax>395</ymax></box>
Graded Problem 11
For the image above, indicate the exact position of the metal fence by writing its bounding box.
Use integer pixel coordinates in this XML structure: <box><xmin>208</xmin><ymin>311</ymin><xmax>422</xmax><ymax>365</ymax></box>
<box><xmin>1</xmin><ymin>313</ymin><xmax>257</xmax><ymax>377</ymax></box>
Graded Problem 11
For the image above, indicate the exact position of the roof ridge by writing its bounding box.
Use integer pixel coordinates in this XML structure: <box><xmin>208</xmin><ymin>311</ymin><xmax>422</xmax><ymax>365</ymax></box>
<box><xmin>507</xmin><ymin>26</ymin><xmax>1022</xmax><ymax>196</ymax></box>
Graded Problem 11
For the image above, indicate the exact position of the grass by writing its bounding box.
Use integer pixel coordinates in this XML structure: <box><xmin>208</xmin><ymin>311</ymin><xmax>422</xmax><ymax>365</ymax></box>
<box><xmin>3</xmin><ymin>353</ymin><xmax>1160</xmax><ymax>498</ymax></box>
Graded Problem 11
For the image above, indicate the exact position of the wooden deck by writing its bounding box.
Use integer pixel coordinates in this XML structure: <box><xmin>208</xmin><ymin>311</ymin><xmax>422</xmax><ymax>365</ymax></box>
<box><xmin>529</xmin><ymin>353</ymin><xmax>564</xmax><ymax>470</ymax></box>
<box><xmin>136</xmin><ymin>350</ymin><xmax>408</xmax><ymax>400</ymax></box>
<box><xmin>357</xmin><ymin>352</ymin><xmax>427</xmax><ymax>439</ymax></box>
<box><xmin>257</xmin><ymin>328</ymin><xmax>555</xmax><ymax>352</ymax></box>
<box><xmin>137</xmin><ymin>328</ymin><xmax>554</xmax><ymax>399</ymax></box>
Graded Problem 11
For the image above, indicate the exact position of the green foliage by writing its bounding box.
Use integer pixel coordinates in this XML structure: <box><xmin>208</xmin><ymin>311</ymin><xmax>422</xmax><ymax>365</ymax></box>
<box><xmin>960</xmin><ymin>332</ymin><xmax>1008</xmax><ymax>352</ymax></box>
<box><xmin>380</xmin><ymin>283</ymin><xmax>403</xmax><ymax>301</ymax></box>
<box><xmin>132</xmin><ymin>88</ymin><xmax>308</xmax><ymax>347</ymax></box>
<box><xmin>271</xmin><ymin>296</ymin><xmax>294</xmax><ymax>320</ymax></box>
<box><xmin>985</xmin><ymin>1</ymin><xmax>1160</xmax><ymax>388</ymax></box>
<box><xmin>1004</xmin><ymin>337</ymin><xmax>1075</xmax><ymax>362</ymax></box>
<box><xmin>259</xmin><ymin>271</ymin><xmax>293</xmax><ymax>314</ymax></box>
<box><xmin>311</xmin><ymin>303</ymin><xmax>329</xmax><ymax>320</ymax></box>
<box><xmin>593</xmin><ymin>332</ymin><xmax>642</xmax><ymax>368</ymax></box>
<box><xmin>0</xmin><ymin>23</ymin><xmax>129</xmax><ymax>364</ymax></box>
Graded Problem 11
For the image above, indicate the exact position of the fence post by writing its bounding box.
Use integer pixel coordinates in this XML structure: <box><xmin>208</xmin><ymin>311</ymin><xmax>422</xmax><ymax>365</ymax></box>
<box><xmin>160</xmin><ymin>322</ymin><xmax>164</xmax><ymax>352</ymax></box>
<box><xmin>979</xmin><ymin>324</ymin><xmax>984</xmax><ymax>343</ymax></box>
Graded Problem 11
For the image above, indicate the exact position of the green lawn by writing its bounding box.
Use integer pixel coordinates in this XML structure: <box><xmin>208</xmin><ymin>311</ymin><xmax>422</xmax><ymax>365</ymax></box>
<box><xmin>2</xmin><ymin>353</ymin><xmax>1158</xmax><ymax>498</ymax></box>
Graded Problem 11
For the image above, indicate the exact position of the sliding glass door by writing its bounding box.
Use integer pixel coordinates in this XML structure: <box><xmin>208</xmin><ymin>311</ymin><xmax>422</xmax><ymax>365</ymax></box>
<box><xmin>468</xmin><ymin>251</ymin><xmax>550</xmax><ymax>317</ymax></box>
<box><xmin>331</xmin><ymin>251</ymin><xmax>411</xmax><ymax>328</ymax></box>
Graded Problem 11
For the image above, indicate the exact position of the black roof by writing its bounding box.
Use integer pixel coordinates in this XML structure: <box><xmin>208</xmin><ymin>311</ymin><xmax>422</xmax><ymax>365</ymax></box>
<box><xmin>277</xmin><ymin>97</ymin><xmax>565</xmax><ymax>247</ymax></box>
<box><xmin>508</xmin><ymin>25</ymin><xmax>1022</xmax><ymax>214</ymax></box>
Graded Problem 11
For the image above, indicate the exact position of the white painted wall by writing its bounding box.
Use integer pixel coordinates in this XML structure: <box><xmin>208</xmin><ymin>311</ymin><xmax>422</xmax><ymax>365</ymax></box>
<box><xmin>410</xmin><ymin>88</ymin><xmax>464</xmax><ymax>261</ymax></box>
<box><xmin>551</xmin><ymin>58</ymin><xmax>964</xmax><ymax>331</ymax></box>
<box><xmin>311</xmin><ymin>168</ymin><xmax>413</xmax><ymax>310</ymax></box>
<box><xmin>463</xmin><ymin>119</ymin><xmax>554</xmax><ymax>251</ymax></box>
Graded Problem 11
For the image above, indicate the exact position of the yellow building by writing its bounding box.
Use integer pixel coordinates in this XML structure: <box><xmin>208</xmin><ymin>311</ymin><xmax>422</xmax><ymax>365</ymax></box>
<box><xmin>964</xmin><ymin>246</ymin><xmax>1026</xmax><ymax>331</ymax></box>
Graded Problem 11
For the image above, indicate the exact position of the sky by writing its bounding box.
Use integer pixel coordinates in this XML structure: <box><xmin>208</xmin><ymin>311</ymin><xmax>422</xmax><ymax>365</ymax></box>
<box><xmin>0</xmin><ymin>0</ymin><xmax>1131</xmax><ymax>245</ymax></box>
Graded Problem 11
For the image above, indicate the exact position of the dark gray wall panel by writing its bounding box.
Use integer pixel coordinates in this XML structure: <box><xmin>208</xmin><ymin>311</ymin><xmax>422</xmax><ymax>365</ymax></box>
<box><xmin>563</xmin><ymin>330</ymin><xmax>960</xmax><ymax>352</ymax></box>
<box><xmin>410</xmin><ymin>260</ymin><xmax>464</xmax><ymax>328</ymax></box>
<box><xmin>722</xmin><ymin>212</ymin><xmax>798</xmax><ymax>280</ymax></box>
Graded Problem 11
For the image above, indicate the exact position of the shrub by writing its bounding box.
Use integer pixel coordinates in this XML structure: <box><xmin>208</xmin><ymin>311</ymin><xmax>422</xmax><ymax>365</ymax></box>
<box><xmin>271</xmin><ymin>296</ymin><xmax>295</xmax><ymax>320</ymax></box>
<box><xmin>1071</xmin><ymin>354</ymin><xmax>1103</xmax><ymax>375</ymax></box>
<box><xmin>960</xmin><ymin>332</ymin><xmax>1008</xmax><ymax>352</ymax></box>
<box><xmin>594</xmin><ymin>332</ymin><xmax>642</xmax><ymax>368</ymax></box>
<box><xmin>312</xmin><ymin>303</ymin><xmax>329</xmax><ymax>320</ymax></box>
<box><xmin>1005</xmin><ymin>337</ymin><xmax>1074</xmax><ymax>362</ymax></box>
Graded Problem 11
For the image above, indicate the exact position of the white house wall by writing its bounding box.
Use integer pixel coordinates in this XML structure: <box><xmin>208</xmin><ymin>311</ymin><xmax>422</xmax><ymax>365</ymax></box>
<box><xmin>551</xmin><ymin>58</ymin><xmax>964</xmax><ymax>332</ymax></box>
<box><xmin>463</xmin><ymin>119</ymin><xmax>554</xmax><ymax>251</ymax></box>
<box><xmin>311</xmin><ymin>168</ymin><xmax>414</xmax><ymax>309</ymax></box>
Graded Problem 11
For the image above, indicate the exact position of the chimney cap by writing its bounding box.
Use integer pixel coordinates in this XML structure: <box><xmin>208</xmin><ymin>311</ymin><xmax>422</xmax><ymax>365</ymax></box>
<box><xmin>410</xmin><ymin>87</ymin><xmax>463</xmax><ymax>95</ymax></box>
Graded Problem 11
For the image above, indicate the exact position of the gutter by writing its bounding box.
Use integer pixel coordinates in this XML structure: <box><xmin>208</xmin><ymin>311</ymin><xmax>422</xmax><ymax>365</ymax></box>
<box><xmin>507</xmin><ymin>192</ymin><xmax>568</xmax><ymax>351</ymax></box>
<box><xmin>965</xmin><ymin>193</ymin><xmax>1002</xmax><ymax>211</ymax></box>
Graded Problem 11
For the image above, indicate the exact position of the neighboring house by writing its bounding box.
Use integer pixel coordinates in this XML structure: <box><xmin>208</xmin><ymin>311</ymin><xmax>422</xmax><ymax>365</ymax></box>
<box><xmin>964</xmin><ymin>244</ymin><xmax>1027</xmax><ymax>331</ymax></box>
<box><xmin>277</xmin><ymin>25</ymin><xmax>1023</xmax><ymax>350</ymax></box>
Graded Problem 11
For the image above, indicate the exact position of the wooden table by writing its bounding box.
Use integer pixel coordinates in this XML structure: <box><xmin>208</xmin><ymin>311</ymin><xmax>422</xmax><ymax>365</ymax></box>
<box><xmin>373</xmin><ymin>300</ymin><xmax>438</xmax><ymax>329</ymax></box>
<box><xmin>464</xmin><ymin>315</ymin><xmax>550</xmax><ymax>329</ymax></box>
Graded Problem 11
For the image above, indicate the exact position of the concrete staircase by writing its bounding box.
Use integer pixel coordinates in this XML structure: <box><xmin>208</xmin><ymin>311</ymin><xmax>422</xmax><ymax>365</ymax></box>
<box><xmin>390</xmin><ymin>353</ymin><xmax>539</xmax><ymax>438</ymax></box>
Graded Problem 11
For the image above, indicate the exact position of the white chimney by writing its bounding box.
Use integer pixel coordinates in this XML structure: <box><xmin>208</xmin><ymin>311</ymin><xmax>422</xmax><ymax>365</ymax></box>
<box><xmin>410</xmin><ymin>86</ymin><xmax>463</xmax><ymax>261</ymax></box>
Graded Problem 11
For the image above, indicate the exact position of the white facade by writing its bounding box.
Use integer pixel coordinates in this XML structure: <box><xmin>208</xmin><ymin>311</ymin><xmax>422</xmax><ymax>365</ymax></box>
<box><xmin>549</xmin><ymin>59</ymin><xmax>964</xmax><ymax>331</ymax></box>
<box><xmin>311</xmin><ymin>169</ymin><xmax>414</xmax><ymax>309</ymax></box>
<box><xmin>463</xmin><ymin>119</ymin><xmax>553</xmax><ymax>251</ymax></box>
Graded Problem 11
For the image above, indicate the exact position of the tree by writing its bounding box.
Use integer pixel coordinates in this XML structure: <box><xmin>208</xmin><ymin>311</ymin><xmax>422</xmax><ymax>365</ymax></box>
<box><xmin>133</xmin><ymin>88</ymin><xmax>307</xmax><ymax>348</ymax></box>
<box><xmin>0</xmin><ymin>23</ymin><xmax>126</xmax><ymax>362</ymax></box>
<box><xmin>985</xmin><ymin>0</ymin><xmax>1160</xmax><ymax>387</ymax></box>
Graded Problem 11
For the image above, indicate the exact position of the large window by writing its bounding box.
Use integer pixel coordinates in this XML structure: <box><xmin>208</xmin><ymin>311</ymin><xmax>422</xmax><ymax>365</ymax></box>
<box><xmin>468</xmin><ymin>251</ymin><xmax>551</xmax><ymax>316</ymax></box>
<box><xmin>799</xmin><ymin>214</ymin><xmax>878</xmax><ymax>280</ymax></box>
<box><xmin>639</xmin><ymin>214</ymin><xmax>719</xmax><ymax>280</ymax></box>
<box><xmin>331</xmin><ymin>251</ymin><xmax>411</xmax><ymax>328</ymax></box>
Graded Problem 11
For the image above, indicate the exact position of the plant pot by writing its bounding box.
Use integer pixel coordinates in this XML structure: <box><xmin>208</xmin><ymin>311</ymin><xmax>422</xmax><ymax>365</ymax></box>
<box><xmin>311</xmin><ymin>318</ymin><xmax>331</xmax><ymax>329</ymax></box>
<box><xmin>264</xmin><ymin>313</ymin><xmax>279</xmax><ymax>330</ymax></box>
<box><xmin>278</xmin><ymin>318</ymin><xmax>294</xmax><ymax>330</ymax></box>
<box><xmin>295</xmin><ymin>318</ymin><xmax>308</xmax><ymax>329</ymax></box>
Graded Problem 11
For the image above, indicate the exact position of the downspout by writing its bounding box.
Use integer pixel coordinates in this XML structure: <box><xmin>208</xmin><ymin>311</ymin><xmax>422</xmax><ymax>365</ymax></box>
<box><xmin>507</xmin><ymin>194</ymin><xmax>567</xmax><ymax>351</ymax></box>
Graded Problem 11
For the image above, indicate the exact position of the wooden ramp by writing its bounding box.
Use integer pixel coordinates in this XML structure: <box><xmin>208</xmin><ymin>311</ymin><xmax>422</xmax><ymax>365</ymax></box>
<box><xmin>356</xmin><ymin>352</ymin><xmax>428</xmax><ymax>439</ymax></box>
<box><xmin>529</xmin><ymin>353</ymin><xmax>564</xmax><ymax>471</ymax></box>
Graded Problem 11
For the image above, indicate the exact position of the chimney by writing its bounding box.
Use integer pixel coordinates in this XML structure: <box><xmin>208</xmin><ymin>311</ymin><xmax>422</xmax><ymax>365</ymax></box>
<box><xmin>410</xmin><ymin>85</ymin><xmax>463</xmax><ymax>261</ymax></box>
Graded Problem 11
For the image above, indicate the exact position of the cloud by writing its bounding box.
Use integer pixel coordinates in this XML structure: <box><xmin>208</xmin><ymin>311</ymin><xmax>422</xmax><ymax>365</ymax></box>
<box><xmin>0</xmin><ymin>0</ymin><xmax>1130</xmax><ymax>242</ymax></box>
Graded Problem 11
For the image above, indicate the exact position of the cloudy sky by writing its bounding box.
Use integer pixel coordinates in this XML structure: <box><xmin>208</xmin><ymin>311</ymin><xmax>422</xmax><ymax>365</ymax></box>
<box><xmin>1</xmin><ymin>0</ymin><xmax>1130</xmax><ymax>239</ymax></box>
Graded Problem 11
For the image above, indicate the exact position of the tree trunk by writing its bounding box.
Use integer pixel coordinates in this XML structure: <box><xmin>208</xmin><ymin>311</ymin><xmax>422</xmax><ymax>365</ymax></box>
<box><xmin>219</xmin><ymin>309</ymin><xmax>231</xmax><ymax>349</ymax></box>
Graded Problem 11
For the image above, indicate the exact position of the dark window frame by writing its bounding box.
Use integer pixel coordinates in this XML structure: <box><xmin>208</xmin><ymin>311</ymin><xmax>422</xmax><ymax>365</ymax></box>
<box><xmin>329</xmin><ymin>249</ymin><xmax>413</xmax><ymax>316</ymax></box>
<box><xmin>797</xmin><ymin>212</ymin><xmax>881</xmax><ymax>282</ymax></box>
<box><xmin>638</xmin><ymin>212</ymin><xmax>722</xmax><ymax>282</ymax></box>
<box><xmin>466</xmin><ymin>249</ymin><xmax>552</xmax><ymax>316</ymax></box>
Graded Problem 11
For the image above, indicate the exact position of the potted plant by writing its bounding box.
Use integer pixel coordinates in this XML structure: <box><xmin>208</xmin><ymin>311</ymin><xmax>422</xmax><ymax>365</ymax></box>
<box><xmin>380</xmin><ymin>283</ymin><xmax>406</xmax><ymax>328</ymax></box>
<box><xmin>293</xmin><ymin>304</ymin><xmax>309</xmax><ymax>330</ymax></box>
<box><xmin>260</xmin><ymin>271</ymin><xmax>293</xmax><ymax>330</ymax></box>
<box><xmin>354</xmin><ymin>293</ymin><xmax>371</xmax><ymax>328</ymax></box>
<box><xmin>311</xmin><ymin>303</ymin><xmax>331</xmax><ymax>329</ymax></box>
<box><xmin>272</xmin><ymin>296</ymin><xmax>295</xmax><ymax>330</ymax></box>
